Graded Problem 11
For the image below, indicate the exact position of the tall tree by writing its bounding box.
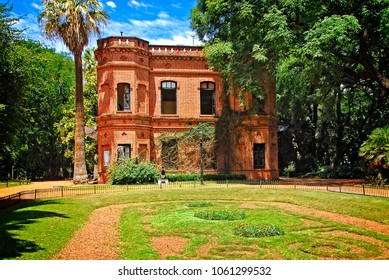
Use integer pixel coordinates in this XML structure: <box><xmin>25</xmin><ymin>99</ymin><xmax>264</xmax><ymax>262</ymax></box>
<box><xmin>39</xmin><ymin>0</ymin><xmax>109</xmax><ymax>183</ymax></box>
<box><xmin>0</xmin><ymin>2</ymin><xmax>24</xmax><ymax>179</ymax></box>
<box><xmin>56</xmin><ymin>48</ymin><xmax>98</xmax><ymax>175</ymax></box>
<box><xmin>191</xmin><ymin>0</ymin><xmax>389</xmax><ymax>177</ymax></box>
<box><xmin>11</xmin><ymin>40</ymin><xmax>75</xmax><ymax>179</ymax></box>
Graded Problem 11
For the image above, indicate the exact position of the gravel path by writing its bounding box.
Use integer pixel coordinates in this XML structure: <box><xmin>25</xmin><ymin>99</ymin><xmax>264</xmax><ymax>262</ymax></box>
<box><xmin>54</xmin><ymin>204</ymin><xmax>127</xmax><ymax>260</ymax></box>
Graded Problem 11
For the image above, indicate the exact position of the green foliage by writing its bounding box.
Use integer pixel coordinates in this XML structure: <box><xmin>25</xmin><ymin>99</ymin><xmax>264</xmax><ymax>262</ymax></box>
<box><xmin>187</xmin><ymin>201</ymin><xmax>214</xmax><ymax>207</ymax></box>
<box><xmin>108</xmin><ymin>159</ymin><xmax>160</xmax><ymax>185</ymax></box>
<box><xmin>359</xmin><ymin>126</ymin><xmax>389</xmax><ymax>180</ymax></box>
<box><xmin>159</xmin><ymin>122</ymin><xmax>217</xmax><ymax>171</ymax></box>
<box><xmin>303</xmin><ymin>165</ymin><xmax>365</xmax><ymax>179</ymax></box>
<box><xmin>192</xmin><ymin>0</ymin><xmax>389</xmax><ymax>178</ymax></box>
<box><xmin>166</xmin><ymin>174</ymin><xmax>199</xmax><ymax>182</ymax></box>
<box><xmin>203</xmin><ymin>173</ymin><xmax>246</xmax><ymax>181</ymax></box>
<box><xmin>0</xmin><ymin>7</ymin><xmax>76</xmax><ymax>180</ymax></box>
<box><xmin>165</xmin><ymin>173</ymin><xmax>246</xmax><ymax>182</ymax></box>
<box><xmin>194</xmin><ymin>209</ymin><xmax>245</xmax><ymax>220</ymax></box>
<box><xmin>233</xmin><ymin>224</ymin><xmax>285</xmax><ymax>238</ymax></box>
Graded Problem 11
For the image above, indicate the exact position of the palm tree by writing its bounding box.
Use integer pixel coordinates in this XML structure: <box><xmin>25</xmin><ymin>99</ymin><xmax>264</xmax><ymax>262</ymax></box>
<box><xmin>39</xmin><ymin>0</ymin><xmax>109</xmax><ymax>183</ymax></box>
<box><xmin>359</xmin><ymin>126</ymin><xmax>389</xmax><ymax>181</ymax></box>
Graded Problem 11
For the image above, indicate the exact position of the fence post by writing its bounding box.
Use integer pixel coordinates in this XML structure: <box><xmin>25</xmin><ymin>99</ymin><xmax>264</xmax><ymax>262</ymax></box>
<box><xmin>61</xmin><ymin>187</ymin><xmax>64</xmax><ymax>197</ymax></box>
<box><xmin>226</xmin><ymin>179</ymin><xmax>228</xmax><ymax>188</ymax></box>
<box><xmin>260</xmin><ymin>180</ymin><xmax>262</xmax><ymax>188</ymax></box>
<box><xmin>362</xmin><ymin>184</ymin><xmax>365</xmax><ymax>195</ymax></box>
<box><xmin>35</xmin><ymin>189</ymin><xmax>37</xmax><ymax>200</ymax></box>
<box><xmin>339</xmin><ymin>184</ymin><xmax>342</xmax><ymax>193</ymax></box>
<box><xmin>294</xmin><ymin>181</ymin><xmax>296</xmax><ymax>190</ymax></box>
<box><xmin>94</xmin><ymin>185</ymin><xmax>96</xmax><ymax>194</ymax></box>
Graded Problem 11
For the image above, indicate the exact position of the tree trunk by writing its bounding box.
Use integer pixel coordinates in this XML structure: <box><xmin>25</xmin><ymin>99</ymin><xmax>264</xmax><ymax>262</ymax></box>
<box><xmin>73</xmin><ymin>53</ymin><xmax>88</xmax><ymax>183</ymax></box>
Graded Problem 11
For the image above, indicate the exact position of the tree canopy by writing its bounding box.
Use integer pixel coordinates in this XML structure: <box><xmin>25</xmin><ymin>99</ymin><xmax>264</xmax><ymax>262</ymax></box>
<box><xmin>191</xmin><ymin>0</ymin><xmax>389</xmax><ymax>177</ymax></box>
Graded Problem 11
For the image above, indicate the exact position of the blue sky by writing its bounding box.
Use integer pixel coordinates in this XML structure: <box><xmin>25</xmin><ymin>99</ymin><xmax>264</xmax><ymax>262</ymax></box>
<box><xmin>9</xmin><ymin>0</ymin><xmax>201</xmax><ymax>52</ymax></box>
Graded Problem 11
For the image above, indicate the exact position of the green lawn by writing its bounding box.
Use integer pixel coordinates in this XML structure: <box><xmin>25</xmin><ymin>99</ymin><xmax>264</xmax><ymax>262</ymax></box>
<box><xmin>1</xmin><ymin>188</ymin><xmax>388</xmax><ymax>260</ymax></box>
<box><xmin>0</xmin><ymin>181</ymin><xmax>26</xmax><ymax>189</ymax></box>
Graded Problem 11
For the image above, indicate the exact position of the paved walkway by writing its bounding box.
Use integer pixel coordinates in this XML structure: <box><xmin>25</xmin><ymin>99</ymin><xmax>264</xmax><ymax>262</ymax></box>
<box><xmin>0</xmin><ymin>180</ymin><xmax>74</xmax><ymax>197</ymax></box>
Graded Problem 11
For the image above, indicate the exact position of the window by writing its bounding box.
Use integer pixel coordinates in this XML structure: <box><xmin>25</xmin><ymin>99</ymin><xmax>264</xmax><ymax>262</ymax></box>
<box><xmin>103</xmin><ymin>150</ymin><xmax>110</xmax><ymax>166</ymax></box>
<box><xmin>161</xmin><ymin>81</ymin><xmax>177</xmax><ymax>114</ymax></box>
<box><xmin>117</xmin><ymin>83</ymin><xmax>131</xmax><ymax>111</ymax></box>
<box><xmin>200</xmin><ymin>82</ymin><xmax>216</xmax><ymax>115</ymax></box>
<box><xmin>162</xmin><ymin>139</ymin><xmax>178</xmax><ymax>169</ymax></box>
<box><xmin>117</xmin><ymin>144</ymin><xmax>131</xmax><ymax>159</ymax></box>
<box><xmin>253</xmin><ymin>144</ymin><xmax>265</xmax><ymax>169</ymax></box>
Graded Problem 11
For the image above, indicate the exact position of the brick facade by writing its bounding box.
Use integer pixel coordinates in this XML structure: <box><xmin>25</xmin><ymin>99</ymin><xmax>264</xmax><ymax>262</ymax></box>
<box><xmin>94</xmin><ymin>36</ymin><xmax>279</xmax><ymax>183</ymax></box>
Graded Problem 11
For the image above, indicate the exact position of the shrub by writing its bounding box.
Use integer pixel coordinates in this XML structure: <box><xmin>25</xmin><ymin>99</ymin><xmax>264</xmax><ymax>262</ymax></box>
<box><xmin>188</xmin><ymin>201</ymin><xmax>214</xmax><ymax>207</ymax></box>
<box><xmin>166</xmin><ymin>173</ymin><xmax>199</xmax><ymax>182</ymax></box>
<box><xmin>166</xmin><ymin>173</ymin><xmax>247</xmax><ymax>181</ymax></box>
<box><xmin>233</xmin><ymin>224</ymin><xmax>285</xmax><ymax>238</ymax></box>
<box><xmin>108</xmin><ymin>159</ymin><xmax>160</xmax><ymax>185</ymax></box>
<box><xmin>203</xmin><ymin>174</ymin><xmax>247</xmax><ymax>181</ymax></box>
<box><xmin>194</xmin><ymin>209</ymin><xmax>245</xmax><ymax>220</ymax></box>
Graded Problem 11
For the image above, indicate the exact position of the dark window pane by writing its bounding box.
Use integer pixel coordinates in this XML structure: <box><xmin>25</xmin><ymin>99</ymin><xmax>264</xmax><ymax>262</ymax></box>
<box><xmin>253</xmin><ymin>143</ymin><xmax>265</xmax><ymax>169</ymax></box>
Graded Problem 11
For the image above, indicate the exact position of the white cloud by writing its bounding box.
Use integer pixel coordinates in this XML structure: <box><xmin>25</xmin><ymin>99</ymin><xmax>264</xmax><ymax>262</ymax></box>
<box><xmin>158</xmin><ymin>11</ymin><xmax>170</xmax><ymax>19</ymax></box>
<box><xmin>106</xmin><ymin>1</ymin><xmax>116</xmax><ymax>8</ymax></box>
<box><xmin>100</xmin><ymin>15</ymin><xmax>201</xmax><ymax>47</ymax></box>
<box><xmin>31</xmin><ymin>2</ymin><xmax>41</xmax><ymax>10</ymax></box>
<box><xmin>128</xmin><ymin>0</ymin><xmax>148</xmax><ymax>8</ymax></box>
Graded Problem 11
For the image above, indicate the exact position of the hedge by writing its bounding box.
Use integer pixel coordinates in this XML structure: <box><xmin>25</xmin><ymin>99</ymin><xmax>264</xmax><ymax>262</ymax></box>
<box><xmin>166</xmin><ymin>173</ymin><xmax>246</xmax><ymax>182</ymax></box>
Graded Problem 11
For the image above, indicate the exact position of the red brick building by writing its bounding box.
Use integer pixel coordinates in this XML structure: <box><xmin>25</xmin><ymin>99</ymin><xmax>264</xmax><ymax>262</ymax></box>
<box><xmin>94</xmin><ymin>36</ymin><xmax>279</xmax><ymax>183</ymax></box>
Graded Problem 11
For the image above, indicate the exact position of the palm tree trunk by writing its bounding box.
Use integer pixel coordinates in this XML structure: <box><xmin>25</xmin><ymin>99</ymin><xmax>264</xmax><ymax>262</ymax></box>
<box><xmin>73</xmin><ymin>52</ymin><xmax>88</xmax><ymax>183</ymax></box>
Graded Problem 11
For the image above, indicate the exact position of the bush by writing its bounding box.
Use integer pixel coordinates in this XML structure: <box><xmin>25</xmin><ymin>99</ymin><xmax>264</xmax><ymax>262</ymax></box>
<box><xmin>233</xmin><ymin>224</ymin><xmax>285</xmax><ymax>238</ymax></box>
<box><xmin>188</xmin><ymin>201</ymin><xmax>214</xmax><ymax>207</ymax></box>
<box><xmin>166</xmin><ymin>173</ymin><xmax>247</xmax><ymax>181</ymax></box>
<box><xmin>194</xmin><ymin>209</ymin><xmax>246</xmax><ymax>220</ymax></box>
<box><xmin>203</xmin><ymin>173</ymin><xmax>247</xmax><ymax>181</ymax></box>
<box><xmin>166</xmin><ymin>173</ymin><xmax>199</xmax><ymax>182</ymax></box>
<box><xmin>108</xmin><ymin>159</ymin><xmax>160</xmax><ymax>185</ymax></box>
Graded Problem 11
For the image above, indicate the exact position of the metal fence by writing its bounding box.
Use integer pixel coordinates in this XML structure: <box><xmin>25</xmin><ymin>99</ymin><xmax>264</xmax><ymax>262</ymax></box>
<box><xmin>0</xmin><ymin>180</ymin><xmax>388</xmax><ymax>210</ymax></box>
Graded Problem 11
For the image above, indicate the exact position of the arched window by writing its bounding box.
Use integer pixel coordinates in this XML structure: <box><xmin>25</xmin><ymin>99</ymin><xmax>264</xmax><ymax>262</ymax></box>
<box><xmin>200</xmin><ymin>82</ymin><xmax>216</xmax><ymax>115</ymax></box>
<box><xmin>161</xmin><ymin>81</ymin><xmax>177</xmax><ymax>114</ymax></box>
<box><xmin>117</xmin><ymin>83</ymin><xmax>131</xmax><ymax>111</ymax></box>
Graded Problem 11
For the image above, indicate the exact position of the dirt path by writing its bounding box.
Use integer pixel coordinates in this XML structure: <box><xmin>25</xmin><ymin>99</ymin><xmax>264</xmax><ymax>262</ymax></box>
<box><xmin>265</xmin><ymin>202</ymin><xmax>389</xmax><ymax>235</ymax></box>
<box><xmin>54</xmin><ymin>204</ymin><xmax>127</xmax><ymax>260</ymax></box>
<box><xmin>0</xmin><ymin>180</ymin><xmax>73</xmax><ymax>197</ymax></box>
<box><xmin>53</xmin><ymin>200</ymin><xmax>389</xmax><ymax>260</ymax></box>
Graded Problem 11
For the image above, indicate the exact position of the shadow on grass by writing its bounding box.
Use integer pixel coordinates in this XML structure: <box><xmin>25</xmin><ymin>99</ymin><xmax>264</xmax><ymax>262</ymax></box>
<box><xmin>0</xmin><ymin>200</ymin><xmax>69</xmax><ymax>259</ymax></box>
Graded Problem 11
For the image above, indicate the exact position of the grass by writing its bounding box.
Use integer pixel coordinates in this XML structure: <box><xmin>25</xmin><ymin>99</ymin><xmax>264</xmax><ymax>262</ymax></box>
<box><xmin>194</xmin><ymin>209</ymin><xmax>246</xmax><ymax>220</ymax></box>
<box><xmin>0</xmin><ymin>181</ymin><xmax>25</xmax><ymax>189</ymax></box>
<box><xmin>1</xmin><ymin>187</ymin><xmax>389</xmax><ymax>260</ymax></box>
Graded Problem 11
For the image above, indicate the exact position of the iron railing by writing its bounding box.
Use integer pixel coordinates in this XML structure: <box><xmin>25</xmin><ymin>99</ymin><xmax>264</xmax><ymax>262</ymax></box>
<box><xmin>0</xmin><ymin>180</ymin><xmax>388</xmax><ymax>210</ymax></box>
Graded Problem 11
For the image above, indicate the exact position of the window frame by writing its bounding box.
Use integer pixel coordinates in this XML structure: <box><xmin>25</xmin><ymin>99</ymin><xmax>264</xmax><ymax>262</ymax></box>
<box><xmin>117</xmin><ymin>144</ymin><xmax>131</xmax><ymax>160</ymax></box>
<box><xmin>253</xmin><ymin>143</ymin><xmax>265</xmax><ymax>169</ymax></box>
<box><xmin>200</xmin><ymin>81</ymin><xmax>216</xmax><ymax>115</ymax></box>
<box><xmin>117</xmin><ymin>83</ymin><xmax>131</xmax><ymax>111</ymax></box>
<box><xmin>161</xmin><ymin>81</ymin><xmax>177</xmax><ymax>114</ymax></box>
